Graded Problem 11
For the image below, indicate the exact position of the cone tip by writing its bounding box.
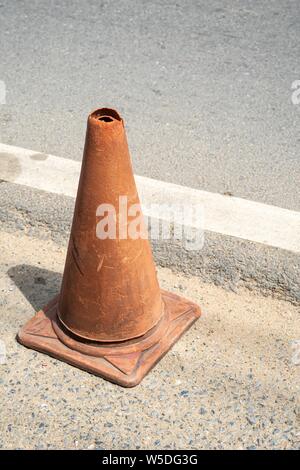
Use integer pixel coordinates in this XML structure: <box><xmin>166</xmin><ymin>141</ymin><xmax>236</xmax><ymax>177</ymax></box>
<box><xmin>89</xmin><ymin>108</ymin><xmax>123</xmax><ymax>128</ymax></box>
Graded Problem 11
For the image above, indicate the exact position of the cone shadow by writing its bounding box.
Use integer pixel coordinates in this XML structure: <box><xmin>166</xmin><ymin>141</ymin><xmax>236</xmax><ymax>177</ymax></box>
<box><xmin>8</xmin><ymin>264</ymin><xmax>61</xmax><ymax>312</ymax></box>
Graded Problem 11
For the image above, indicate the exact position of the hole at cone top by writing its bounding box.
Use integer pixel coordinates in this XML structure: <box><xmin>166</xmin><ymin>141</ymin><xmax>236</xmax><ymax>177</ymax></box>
<box><xmin>92</xmin><ymin>108</ymin><xmax>122</xmax><ymax>123</ymax></box>
<box><xmin>98</xmin><ymin>116</ymin><xmax>113</xmax><ymax>122</ymax></box>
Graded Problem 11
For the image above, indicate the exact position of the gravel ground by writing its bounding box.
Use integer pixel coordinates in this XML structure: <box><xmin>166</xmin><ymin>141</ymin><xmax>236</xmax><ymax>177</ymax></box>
<box><xmin>0</xmin><ymin>229</ymin><xmax>299</xmax><ymax>449</ymax></box>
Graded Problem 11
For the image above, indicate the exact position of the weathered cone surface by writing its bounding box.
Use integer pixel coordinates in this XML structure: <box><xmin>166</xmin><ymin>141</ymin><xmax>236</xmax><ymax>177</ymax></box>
<box><xmin>17</xmin><ymin>108</ymin><xmax>201</xmax><ymax>387</ymax></box>
<box><xmin>58</xmin><ymin>108</ymin><xmax>162</xmax><ymax>342</ymax></box>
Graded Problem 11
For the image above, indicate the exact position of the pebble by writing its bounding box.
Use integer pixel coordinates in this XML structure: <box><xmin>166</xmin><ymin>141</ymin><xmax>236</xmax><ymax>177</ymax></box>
<box><xmin>246</xmin><ymin>416</ymin><xmax>257</xmax><ymax>426</ymax></box>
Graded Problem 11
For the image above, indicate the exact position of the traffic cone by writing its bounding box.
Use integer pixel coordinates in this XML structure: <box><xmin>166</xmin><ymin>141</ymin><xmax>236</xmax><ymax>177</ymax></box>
<box><xmin>18</xmin><ymin>108</ymin><xmax>201</xmax><ymax>387</ymax></box>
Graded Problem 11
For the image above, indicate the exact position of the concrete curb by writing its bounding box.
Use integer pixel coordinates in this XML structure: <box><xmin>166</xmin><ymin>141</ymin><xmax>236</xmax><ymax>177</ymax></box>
<box><xmin>1</xmin><ymin>142</ymin><xmax>300</xmax><ymax>253</ymax></box>
<box><xmin>0</xmin><ymin>181</ymin><xmax>299</xmax><ymax>304</ymax></box>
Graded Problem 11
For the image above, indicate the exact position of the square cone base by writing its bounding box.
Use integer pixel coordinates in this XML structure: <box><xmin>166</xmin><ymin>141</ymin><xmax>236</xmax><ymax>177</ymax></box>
<box><xmin>17</xmin><ymin>290</ymin><xmax>201</xmax><ymax>387</ymax></box>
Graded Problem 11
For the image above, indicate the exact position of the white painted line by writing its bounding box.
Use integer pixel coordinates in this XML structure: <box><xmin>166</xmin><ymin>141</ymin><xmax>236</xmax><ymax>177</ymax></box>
<box><xmin>1</xmin><ymin>142</ymin><xmax>300</xmax><ymax>253</ymax></box>
<box><xmin>0</xmin><ymin>143</ymin><xmax>79</xmax><ymax>198</ymax></box>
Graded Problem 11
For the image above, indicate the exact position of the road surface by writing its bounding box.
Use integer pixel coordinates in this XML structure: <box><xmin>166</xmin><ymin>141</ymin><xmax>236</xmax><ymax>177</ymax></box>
<box><xmin>0</xmin><ymin>0</ymin><xmax>299</xmax><ymax>210</ymax></box>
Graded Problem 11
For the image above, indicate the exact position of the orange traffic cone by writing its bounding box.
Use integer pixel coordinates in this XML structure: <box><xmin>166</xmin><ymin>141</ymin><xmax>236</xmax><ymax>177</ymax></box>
<box><xmin>18</xmin><ymin>108</ymin><xmax>201</xmax><ymax>387</ymax></box>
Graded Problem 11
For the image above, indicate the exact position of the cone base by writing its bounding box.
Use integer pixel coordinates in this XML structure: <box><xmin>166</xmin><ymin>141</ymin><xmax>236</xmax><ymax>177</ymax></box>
<box><xmin>17</xmin><ymin>290</ymin><xmax>201</xmax><ymax>387</ymax></box>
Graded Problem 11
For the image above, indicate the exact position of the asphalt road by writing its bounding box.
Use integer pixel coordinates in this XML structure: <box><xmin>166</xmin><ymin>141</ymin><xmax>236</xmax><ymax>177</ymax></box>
<box><xmin>0</xmin><ymin>0</ymin><xmax>299</xmax><ymax>210</ymax></box>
